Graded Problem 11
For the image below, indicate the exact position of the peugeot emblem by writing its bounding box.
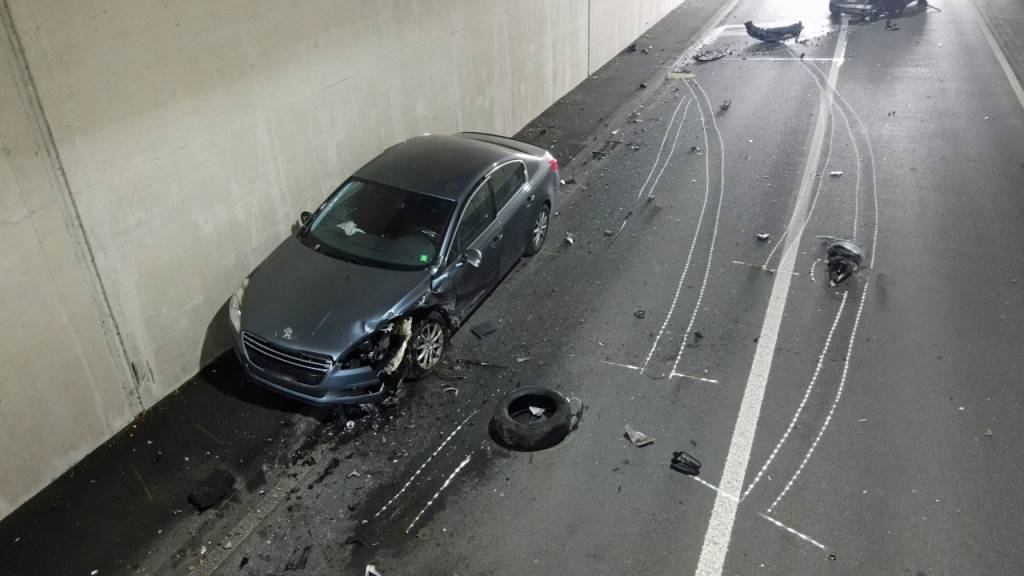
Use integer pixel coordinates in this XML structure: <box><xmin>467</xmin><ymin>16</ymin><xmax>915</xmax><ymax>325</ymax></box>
<box><xmin>282</xmin><ymin>327</ymin><xmax>294</xmax><ymax>340</ymax></box>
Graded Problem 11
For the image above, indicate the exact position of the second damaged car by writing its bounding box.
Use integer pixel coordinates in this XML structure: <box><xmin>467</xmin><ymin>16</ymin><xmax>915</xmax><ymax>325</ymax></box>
<box><xmin>229</xmin><ymin>133</ymin><xmax>559</xmax><ymax>405</ymax></box>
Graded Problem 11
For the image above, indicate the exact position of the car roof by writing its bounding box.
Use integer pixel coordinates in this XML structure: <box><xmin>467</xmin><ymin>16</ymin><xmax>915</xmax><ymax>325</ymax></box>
<box><xmin>353</xmin><ymin>134</ymin><xmax>516</xmax><ymax>202</ymax></box>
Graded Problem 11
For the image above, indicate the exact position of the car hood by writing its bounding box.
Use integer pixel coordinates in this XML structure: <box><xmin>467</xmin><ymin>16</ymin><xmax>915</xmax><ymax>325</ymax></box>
<box><xmin>241</xmin><ymin>236</ymin><xmax>431</xmax><ymax>358</ymax></box>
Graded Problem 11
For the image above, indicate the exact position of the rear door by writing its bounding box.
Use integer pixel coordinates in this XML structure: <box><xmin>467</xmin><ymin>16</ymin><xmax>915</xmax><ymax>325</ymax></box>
<box><xmin>451</xmin><ymin>178</ymin><xmax>502</xmax><ymax>317</ymax></box>
<box><xmin>488</xmin><ymin>161</ymin><xmax>530</xmax><ymax>274</ymax></box>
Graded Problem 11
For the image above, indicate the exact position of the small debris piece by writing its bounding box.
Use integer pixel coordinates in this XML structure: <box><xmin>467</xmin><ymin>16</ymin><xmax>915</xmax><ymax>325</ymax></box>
<box><xmin>634</xmin><ymin>310</ymin><xmax>646</xmax><ymax>319</ymax></box>
<box><xmin>345</xmin><ymin>420</ymin><xmax>356</xmax><ymax>431</ymax></box>
<box><xmin>460</xmin><ymin>358</ymin><xmax>506</xmax><ymax>369</ymax></box>
<box><xmin>604</xmin><ymin>229</ymin><xmax>615</xmax><ymax>236</ymax></box>
<box><xmin>347</xmin><ymin>470</ymin><xmax>361</xmax><ymax>478</ymax></box>
<box><xmin>91</xmin><ymin>572</ymin><xmax>99</xmax><ymax>576</ymax></box>
<box><xmin>690</xmin><ymin>145</ymin><xmax>701</xmax><ymax>153</ymax></box>
<box><xmin>825</xmin><ymin>238</ymin><xmax>865</xmax><ymax>285</ymax></box>
<box><xmin>528</xmin><ymin>406</ymin><xmax>547</xmax><ymax>417</ymax></box>
<box><xmin>442</xmin><ymin>386</ymin><xmax>458</xmax><ymax>395</ymax></box>
<box><xmin>240</xmin><ymin>557</ymin><xmax>250</xmax><ymax>568</ymax></box>
<box><xmin>642</xmin><ymin>46</ymin><xmax>652</xmax><ymax>54</ymax></box>
<box><xmin>200</xmin><ymin>545</ymin><xmax>208</xmax><ymax>556</ymax></box>
<box><xmin>720</xmin><ymin>100</ymin><xmax>732</xmax><ymax>111</ymax></box>
<box><xmin>471</xmin><ymin>321</ymin><xmax>498</xmax><ymax>339</ymax></box>
<box><xmin>985</xmin><ymin>428</ymin><xmax>993</xmax><ymax>437</ymax></box>
<box><xmin>366</xmin><ymin>565</ymin><xmax>383</xmax><ymax>576</ymax></box>
<box><xmin>670</xmin><ymin>451</ymin><xmax>702</xmax><ymax>476</ymax></box>
<box><xmin>693</xmin><ymin>331</ymin><xmax>704</xmax><ymax>342</ymax></box>
<box><xmin>564</xmin><ymin>232</ymin><xmax>575</xmax><ymax>246</ymax></box>
<box><xmin>624</xmin><ymin>424</ymin><xmax>655</xmax><ymax>447</ymax></box>
<box><xmin>187</xmin><ymin>469</ymin><xmax>235</xmax><ymax>512</ymax></box>
<box><xmin>829</xmin><ymin>171</ymin><xmax>843</xmax><ymax>178</ymax></box>
<box><xmin>627</xmin><ymin>42</ymin><xmax>638</xmax><ymax>52</ymax></box>
<box><xmin>756</xmin><ymin>233</ymin><xmax>770</xmax><ymax>241</ymax></box>
<box><xmin>695</xmin><ymin>50</ymin><xmax>727</xmax><ymax>62</ymax></box>
<box><xmin>516</xmin><ymin>357</ymin><xmax>530</xmax><ymax>363</ymax></box>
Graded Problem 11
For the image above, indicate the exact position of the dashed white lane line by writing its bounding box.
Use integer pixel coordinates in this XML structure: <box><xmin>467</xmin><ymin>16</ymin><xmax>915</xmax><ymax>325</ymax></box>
<box><xmin>968</xmin><ymin>0</ymin><xmax>1024</xmax><ymax>112</ymax></box>
<box><xmin>767</xmin><ymin>282</ymin><xmax>869</xmax><ymax>515</ymax></box>
<box><xmin>741</xmin><ymin>292</ymin><xmax>849</xmax><ymax>501</ymax></box>
<box><xmin>692</xmin><ymin>20</ymin><xmax>849</xmax><ymax>576</ymax></box>
<box><xmin>373</xmin><ymin>411</ymin><xmax>476</xmax><ymax>519</ymax></box>
<box><xmin>668</xmin><ymin>79</ymin><xmax>726</xmax><ymax>378</ymax></box>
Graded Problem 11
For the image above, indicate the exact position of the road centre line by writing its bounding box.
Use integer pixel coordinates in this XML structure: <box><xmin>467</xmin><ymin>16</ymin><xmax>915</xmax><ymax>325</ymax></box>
<box><xmin>692</xmin><ymin>19</ymin><xmax>849</xmax><ymax>576</ymax></box>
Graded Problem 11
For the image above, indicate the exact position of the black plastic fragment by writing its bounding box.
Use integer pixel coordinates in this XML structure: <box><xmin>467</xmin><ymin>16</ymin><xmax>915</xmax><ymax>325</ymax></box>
<box><xmin>471</xmin><ymin>321</ymin><xmax>498</xmax><ymax>339</ymax></box>
<box><xmin>670</xmin><ymin>451</ymin><xmax>702</xmax><ymax>476</ymax></box>
<box><xmin>826</xmin><ymin>239</ymin><xmax>865</xmax><ymax>285</ymax></box>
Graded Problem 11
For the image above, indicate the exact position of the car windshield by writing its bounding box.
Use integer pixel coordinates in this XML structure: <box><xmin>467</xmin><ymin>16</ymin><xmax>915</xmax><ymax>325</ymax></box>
<box><xmin>302</xmin><ymin>179</ymin><xmax>456</xmax><ymax>270</ymax></box>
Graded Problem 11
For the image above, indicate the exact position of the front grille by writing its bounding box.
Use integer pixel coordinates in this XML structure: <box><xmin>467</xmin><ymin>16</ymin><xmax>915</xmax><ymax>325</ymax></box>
<box><xmin>242</xmin><ymin>331</ymin><xmax>333</xmax><ymax>386</ymax></box>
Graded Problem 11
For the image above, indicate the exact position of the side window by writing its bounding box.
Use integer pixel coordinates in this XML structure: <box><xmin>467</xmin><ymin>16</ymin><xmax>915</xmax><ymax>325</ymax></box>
<box><xmin>489</xmin><ymin>163</ymin><xmax>526</xmax><ymax>212</ymax></box>
<box><xmin>455</xmin><ymin>182</ymin><xmax>496</xmax><ymax>251</ymax></box>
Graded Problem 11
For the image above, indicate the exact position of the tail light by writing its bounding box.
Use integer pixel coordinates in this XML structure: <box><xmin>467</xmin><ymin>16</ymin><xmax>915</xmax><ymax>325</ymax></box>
<box><xmin>548</xmin><ymin>157</ymin><xmax>559</xmax><ymax>172</ymax></box>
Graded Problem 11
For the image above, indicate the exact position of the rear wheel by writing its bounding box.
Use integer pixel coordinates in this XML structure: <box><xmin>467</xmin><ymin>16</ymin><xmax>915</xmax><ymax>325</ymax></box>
<box><xmin>525</xmin><ymin>204</ymin><xmax>550</xmax><ymax>257</ymax></box>
<box><xmin>406</xmin><ymin>312</ymin><xmax>448</xmax><ymax>381</ymax></box>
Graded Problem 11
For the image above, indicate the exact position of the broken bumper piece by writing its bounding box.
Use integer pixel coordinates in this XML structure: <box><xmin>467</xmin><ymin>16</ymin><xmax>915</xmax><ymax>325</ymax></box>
<box><xmin>232</xmin><ymin>336</ymin><xmax>384</xmax><ymax>406</ymax></box>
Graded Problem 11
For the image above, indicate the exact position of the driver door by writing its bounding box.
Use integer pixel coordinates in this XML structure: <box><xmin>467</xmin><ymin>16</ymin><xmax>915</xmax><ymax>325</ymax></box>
<box><xmin>451</xmin><ymin>178</ymin><xmax>502</xmax><ymax>318</ymax></box>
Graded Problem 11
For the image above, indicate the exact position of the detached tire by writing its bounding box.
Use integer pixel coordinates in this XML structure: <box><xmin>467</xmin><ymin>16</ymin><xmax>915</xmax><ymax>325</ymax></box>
<box><xmin>490</xmin><ymin>387</ymin><xmax>572</xmax><ymax>451</ymax></box>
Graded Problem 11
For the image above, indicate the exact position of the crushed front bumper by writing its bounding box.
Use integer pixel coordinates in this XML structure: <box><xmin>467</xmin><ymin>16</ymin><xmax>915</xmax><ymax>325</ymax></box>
<box><xmin>231</xmin><ymin>334</ymin><xmax>385</xmax><ymax>406</ymax></box>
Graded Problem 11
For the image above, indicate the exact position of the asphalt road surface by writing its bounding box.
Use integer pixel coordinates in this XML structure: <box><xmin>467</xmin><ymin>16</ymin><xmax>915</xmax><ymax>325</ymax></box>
<box><xmin>114</xmin><ymin>0</ymin><xmax>1024</xmax><ymax>574</ymax></box>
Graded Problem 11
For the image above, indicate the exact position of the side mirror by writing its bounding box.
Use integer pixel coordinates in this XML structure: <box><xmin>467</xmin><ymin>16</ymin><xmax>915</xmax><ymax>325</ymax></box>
<box><xmin>462</xmin><ymin>248</ymin><xmax>483</xmax><ymax>268</ymax></box>
<box><xmin>299</xmin><ymin>211</ymin><xmax>312</xmax><ymax>224</ymax></box>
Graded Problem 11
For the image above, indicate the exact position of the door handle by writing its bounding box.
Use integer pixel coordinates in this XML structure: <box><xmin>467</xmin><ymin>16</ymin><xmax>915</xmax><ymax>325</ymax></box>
<box><xmin>489</xmin><ymin>233</ymin><xmax>503</xmax><ymax>248</ymax></box>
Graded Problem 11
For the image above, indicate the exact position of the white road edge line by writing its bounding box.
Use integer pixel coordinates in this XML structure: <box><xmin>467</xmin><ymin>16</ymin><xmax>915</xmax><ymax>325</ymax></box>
<box><xmin>692</xmin><ymin>20</ymin><xmax>849</xmax><ymax>576</ymax></box>
<box><xmin>968</xmin><ymin>0</ymin><xmax>1024</xmax><ymax>112</ymax></box>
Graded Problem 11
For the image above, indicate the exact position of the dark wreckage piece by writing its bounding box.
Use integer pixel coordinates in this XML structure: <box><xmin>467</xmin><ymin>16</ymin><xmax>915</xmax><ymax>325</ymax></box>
<box><xmin>744</xmin><ymin>20</ymin><xmax>804</xmax><ymax>43</ymax></box>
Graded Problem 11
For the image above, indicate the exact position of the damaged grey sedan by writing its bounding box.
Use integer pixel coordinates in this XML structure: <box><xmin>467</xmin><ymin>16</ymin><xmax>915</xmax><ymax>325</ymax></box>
<box><xmin>228</xmin><ymin>133</ymin><xmax>559</xmax><ymax>405</ymax></box>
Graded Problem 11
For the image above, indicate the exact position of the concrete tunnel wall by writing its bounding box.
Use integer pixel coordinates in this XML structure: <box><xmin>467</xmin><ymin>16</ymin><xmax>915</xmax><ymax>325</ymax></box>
<box><xmin>0</xmin><ymin>0</ymin><xmax>685</xmax><ymax>519</ymax></box>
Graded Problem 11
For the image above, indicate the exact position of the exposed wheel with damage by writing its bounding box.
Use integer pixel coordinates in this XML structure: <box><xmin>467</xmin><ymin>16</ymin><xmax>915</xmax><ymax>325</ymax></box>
<box><xmin>524</xmin><ymin>204</ymin><xmax>550</xmax><ymax>257</ymax></box>
<box><xmin>405</xmin><ymin>311</ymin><xmax>448</xmax><ymax>381</ymax></box>
<box><xmin>490</xmin><ymin>387</ymin><xmax>572</xmax><ymax>451</ymax></box>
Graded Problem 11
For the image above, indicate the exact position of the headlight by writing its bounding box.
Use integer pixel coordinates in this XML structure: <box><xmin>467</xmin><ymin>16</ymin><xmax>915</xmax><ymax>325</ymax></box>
<box><xmin>229</xmin><ymin>278</ymin><xmax>248</xmax><ymax>332</ymax></box>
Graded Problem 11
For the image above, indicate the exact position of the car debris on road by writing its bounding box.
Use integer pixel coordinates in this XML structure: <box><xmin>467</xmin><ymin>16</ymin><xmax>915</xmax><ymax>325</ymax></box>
<box><xmin>624</xmin><ymin>424</ymin><xmax>655</xmax><ymax>447</ymax></box>
<box><xmin>471</xmin><ymin>321</ymin><xmax>498</xmax><ymax>340</ymax></box>
<box><xmin>720</xmin><ymin>100</ymin><xmax>732</xmax><ymax>111</ymax></box>
<box><xmin>756</xmin><ymin>233</ymin><xmax>771</xmax><ymax>241</ymax></box>
<box><xmin>823</xmin><ymin>238</ymin><xmax>866</xmax><ymax>285</ymax></box>
<box><xmin>744</xmin><ymin>20</ymin><xmax>804</xmax><ymax>43</ymax></box>
<box><xmin>187</xmin><ymin>469</ymin><xmax>235</xmax><ymax>512</ymax></box>
<box><xmin>670</xmin><ymin>451</ymin><xmax>702</xmax><ymax>476</ymax></box>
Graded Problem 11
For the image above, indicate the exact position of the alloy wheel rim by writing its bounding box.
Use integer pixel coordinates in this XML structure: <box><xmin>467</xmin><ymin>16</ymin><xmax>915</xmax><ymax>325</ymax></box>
<box><xmin>532</xmin><ymin>210</ymin><xmax>549</xmax><ymax>248</ymax></box>
<box><xmin>414</xmin><ymin>322</ymin><xmax>443</xmax><ymax>369</ymax></box>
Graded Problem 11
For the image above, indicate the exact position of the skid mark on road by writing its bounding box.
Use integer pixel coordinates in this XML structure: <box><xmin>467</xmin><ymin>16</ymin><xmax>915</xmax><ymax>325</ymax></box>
<box><xmin>741</xmin><ymin>292</ymin><xmax>849</xmax><ymax>501</ymax></box>
<box><xmin>767</xmin><ymin>282</ymin><xmax>869</xmax><ymax>515</ymax></box>
<box><xmin>669</xmin><ymin>79</ymin><xmax>726</xmax><ymax>379</ymax></box>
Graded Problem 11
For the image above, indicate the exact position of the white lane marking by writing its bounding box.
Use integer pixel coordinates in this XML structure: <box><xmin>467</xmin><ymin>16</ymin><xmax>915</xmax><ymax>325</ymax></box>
<box><xmin>791</xmin><ymin>52</ymin><xmax>879</xmax><ymax>267</ymax></box>
<box><xmin>767</xmin><ymin>282</ymin><xmax>869</xmax><ymax>515</ymax></box>
<box><xmin>693</xmin><ymin>20</ymin><xmax>849</xmax><ymax>576</ymax></box>
<box><xmin>670</xmin><ymin>371</ymin><xmax>720</xmax><ymax>385</ymax></box>
<box><xmin>373</xmin><ymin>411</ymin><xmax>476</xmax><ymax>519</ymax></box>
<box><xmin>763</xmin><ymin>105</ymin><xmax>836</xmax><ymax>268</ymax></box>
<box><xmin>668</xmin><ymin>79</ymin><xmax>726</xmax><ymax>378</ymax></box>
<box><xmin>641</xmin><ymin>98</ymin><xmax>708</xmax><ymax>372</ymax></box>
<box><xmin>731</xmin><ymin>260</ymin><xmax>800</xmax><ymax>277</ymax></box>
<box><xmin>688</xmin><ymin>476</ymin><xmax>829</xmax><ymax>551</ymax></box>
<box><xmin>724</xmin><ymin>57</ymin><xmax>842</xmax><ymax>62</ymax></box>
<box><xmin>645</xmin><ymin>98</ymin><xmax>695</xmax><ymax>201</ymax></box>
<box><xmin>809</xmin><ymin>258</ymin><xmax>821</xmax><ymax>284</ymax></box>
<box><xmin>637</xmin><ymin>95</ymin><xmax>688</xmax><ymax>200</ymax></box>
<box><xmin>785</xmin><ymin>45</ymin><xmax>863</xmax><ymax>243</ymax></box>
<box><xmin>757</xmin><ymin>512</ymin><xmax>829</xmax><ymax>551</ymax></box>
<box><xmin>603</xmin><ymin>360</ymin><xmax>641</xmax><ymax>371</ymax></box>
<box><xmin>968</xmin><ymin>0</ymin><xmax>1024</xmax><ymax>112</ymax></box>
<box><xmin>690</xmin><ymin>475</ymin><xmax>739</xmax><ymax>503</ymax></box>
<box><xmin>741</xmin><ymin>292</ymin><xmax>849</xmax><ymax>501</ymax></box>
<box><xmin>406</xmin><ymin>452</ymin><xmax>474</xmax><ymax>533</ymax></box>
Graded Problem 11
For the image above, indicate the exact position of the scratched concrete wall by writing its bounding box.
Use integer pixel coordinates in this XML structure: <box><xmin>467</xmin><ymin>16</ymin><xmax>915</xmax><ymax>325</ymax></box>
<box><xmin>0</xmin><ymin>0</ymin><xmax>684</xmax><ymax>519</ymax></box>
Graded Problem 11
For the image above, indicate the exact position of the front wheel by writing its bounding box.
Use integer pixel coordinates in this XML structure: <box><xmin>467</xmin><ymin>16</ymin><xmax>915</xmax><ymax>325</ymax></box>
<box><xmin>524</xmin><ymin>204</ymin><xmax>550</xmax><ymax>257</ymax></box>
<box><xmin>405</xmin><ymin>312</ymin><xmax>448</xmax><ymax>381</ymax></box>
